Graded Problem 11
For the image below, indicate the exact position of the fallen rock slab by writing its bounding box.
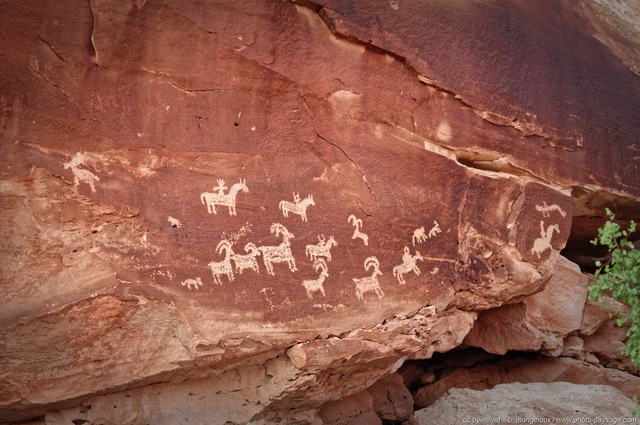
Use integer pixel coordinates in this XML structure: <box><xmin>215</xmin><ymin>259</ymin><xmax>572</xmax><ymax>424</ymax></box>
<box><xmin>414</xmin><ymin>382</ymin><xmax>638</xmax><ymax>425</ymax></box>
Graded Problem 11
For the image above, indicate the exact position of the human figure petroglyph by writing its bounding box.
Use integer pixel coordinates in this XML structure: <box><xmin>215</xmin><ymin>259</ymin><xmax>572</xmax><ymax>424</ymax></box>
<box><xmin>181</xmin><ymin>277</ymin><xmax>203</xmax><ymax>290</ymax></box>
<box><xmin>305</xmin><ymin>235</ymin><xmax>338</xmax><ymax>262</ymax></box>
<box><xmin>353</xmin><ymin>256</ymin><xmax>384</xmax><ymax>301</ymax></box>
<box><xmin>302</xmin><ymin>259</ymin><xmax>329</xmax><ymax>299</ymax></box>
<box><xmin>63</xmin><ymin>152</ymin><xmax>100</xmax><ymax>193</ymax></box>
<box><xmin>279</xmin><ymin>193</ymin><xmax>315</xmax><ymax>222</ymax></box>
<box><xmin>258</xmin><ymin>223</ymin><xmax>297</xmax><ymax>275</ymax></box>
<box><xmin>200</xmin><ymin>178</ymin><xmax>248</xmax><ymax>216</ymax></box>
<box><xmin>535</xmin><ymin>202</ymin><xmax>567</xmax><ymax>218</ymax></box>
<box><xmin>231</xmin><ymin>242</ymin><xmax>261</xmax><ymax>274</ymax></box>
<box><xmin>208</xmin><ymin>239</ymin><xmax>235</xmax><ymax>284</ymax></box>
<box><xmin>348</xmin><ymin>214</ymin><xmax>369</xmax><ymax>246</ymax></box>
<box><xmin>393</xmin><ymin>246</ymin><xmax>425</xmax><ymax>284</ymax></box>
<box><xmin>530</xmin><ymin>221</ymin><xmax>560</xmax><ymax>258</ymax></box>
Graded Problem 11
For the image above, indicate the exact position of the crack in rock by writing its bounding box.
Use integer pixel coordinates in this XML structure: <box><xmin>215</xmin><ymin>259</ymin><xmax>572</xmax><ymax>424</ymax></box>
<box><xmin>294</xmin><ymin>0</ymin><xmax>569</xmax><ymax>141</ymax></box>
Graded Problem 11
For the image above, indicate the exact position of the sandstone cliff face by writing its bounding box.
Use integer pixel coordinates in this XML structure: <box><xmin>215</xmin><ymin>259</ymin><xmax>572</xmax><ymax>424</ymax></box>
<box><xmin>1</xmin><ymin>0</ymin><xmax>639</xmax><ymax>423</ymax></box>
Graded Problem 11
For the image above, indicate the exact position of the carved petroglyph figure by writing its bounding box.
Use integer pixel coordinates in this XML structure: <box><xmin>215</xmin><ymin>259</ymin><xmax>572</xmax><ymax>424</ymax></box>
<box><xmin>530</xmin><ymin>221</ymin><xmax>560</xmax><ymax>258</ymax></box>
<box><xmin>412</xmin><ymin>227</ymin><xmax>427</xmax><ymax>246</ymax></box>
<box><xmin>302</xmin><ymin>259</ymin><xmax>329</xmax><ymax>299</ymax></box>
<box><xmin>181</xmin><ymin>277</ymin><xmax>203</xmax><ymax>290</ymax></box>
<box><xmin>413</xmin><ymin>220</ymin><xmax>441</xmax><ymax>245</ymax></box>
<box><xmin>63</xmin><ymin>152</ymin><xmax>100</xmax><ymax>193</ymax></box>
<box><xmin>258</xmin><ymin>223</ymin><xmax>297</xmax><ymax>275</ymax></box>
<box><xmin>167</xmin><ymin>216</ymin><xmax>182</xmax><ymax>228</ymax></box>
<box><xmin>393</xmin><ymin>246</ymin><xmax>425</xmax><ymax>284</ymax></box>
<box><xmin>428</xmin><ymin>220</ymin><xmax>441</xmax><ymax>238</ymax></box>
<box><xmin>535</xmin><ymin>202</ymin><xmax>567</xmax><ymax>218</ymax></box>
<box><xmin>231</xmin><ymin>242</ymin><xmax>261</xmax><ymax>274</ymax></box>
<box><xmin>348</xmin><ymin>214</ymin><xmax>369</xmax><ymax>246</ymax></box>
<box><xmin>353</xmin><ymin>256</ymin><xmax>384</xmax><ymax>301</ymax></box>
<box><xmin>208</xmin><ymin>239</ymin><xmax>235</xmax><ymax>284</ymax></box>
<box><xmin>200</xmin><ymin>178</ymin><xmax>248</xmax><ymax>216</ymax></box>
<box><xmin>279</xmin><ymin>193</ymin><xmax>315</xmax><ymax>222</ymax></box>
<box><xmin>306</xmin><ymin>235</ymin><xmax>338</xmax><ymax>262</ymax></box>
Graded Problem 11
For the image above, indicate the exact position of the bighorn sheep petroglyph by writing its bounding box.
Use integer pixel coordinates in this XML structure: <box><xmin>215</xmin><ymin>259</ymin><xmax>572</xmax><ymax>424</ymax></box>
<box><xmin>302</xmin><ymin>259</ymin><xmax>329</xmax><ymax>299</ymax></box>
<box><xmin>353</xmin><ymin>256</ymin><xmax>384</xmax><ymax>301</ymax></box>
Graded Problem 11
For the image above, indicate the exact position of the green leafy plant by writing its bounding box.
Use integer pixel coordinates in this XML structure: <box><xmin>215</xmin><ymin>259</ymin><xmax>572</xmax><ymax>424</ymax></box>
<box><xmin>590</xmin><ymin>209</ymin><xmax>639</xmax><ymax>416</ymax></box>
<box><xmin>589</xmin><ymin>208</ymin><xmax>639</xmax><ymax>367</ymax></box>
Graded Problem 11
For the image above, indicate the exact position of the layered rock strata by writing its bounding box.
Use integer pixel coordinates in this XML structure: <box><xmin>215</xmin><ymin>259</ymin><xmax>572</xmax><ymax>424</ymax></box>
<box><xmin>1</xmin><ymin>0</ymin><xmax>639</xmax><ymax>423</ymax></box>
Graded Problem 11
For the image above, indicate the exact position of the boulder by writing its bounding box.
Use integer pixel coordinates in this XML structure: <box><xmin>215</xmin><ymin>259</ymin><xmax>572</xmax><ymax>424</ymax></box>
<box><xmin>463</xmin><ymin>256</ymin><xmax>589</xmax><ymax>355</ymax></box>
<box><xmin>366</xmin><ymin>373</ymin><xmax>414</xmax><ymax>423</ymax></box>
<box><xmin>410</xmin><ymin>353</ymin><xmax>640</xmax><ymax>409</ymax></box>
<box><xmin>414</xmin><ymin>382</ymin><xmax>637</xmax><ymax>424</ymax></box>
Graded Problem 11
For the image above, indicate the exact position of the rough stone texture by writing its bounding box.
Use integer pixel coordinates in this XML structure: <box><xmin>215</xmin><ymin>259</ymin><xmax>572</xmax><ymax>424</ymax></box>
<box><xmin>410</xmin><ymin>353</ymin><xmax>640</xmax><ymax>409</ymax></box>
<box><xmin>463</xmin><ymin>256</ymin><xmax>589</xmax><ymax>355</ymax></box>
<box><xmin>414</xmin><ymin>382</ymin><xmax>637</xmax><ymax>424</ymax></box>
<box><xmin>1</xmin><ymin>0</ymin><xmax>640</xmax><ymax>423</ymax></box>
<box><xmin>366</xmin><ymin>373</ymin><xmax>413</xmax><ymax>423</ymax></box>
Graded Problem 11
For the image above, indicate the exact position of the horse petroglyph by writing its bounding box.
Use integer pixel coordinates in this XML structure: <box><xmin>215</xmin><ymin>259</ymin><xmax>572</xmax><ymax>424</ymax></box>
<box><xmin>530</xmin><ymin>221</ymin><xmax>560</xmax><ymax>258</ymax></box>
<box><xmin>393</xmin><ymin>246</ymin><xmax>425</xmax><ymax>284</ymax></box>
<box><xmin>535</xmin><ymin>202</ymin><xmax>567</xmax><ymax>218</ymax></box>
<box><xmin>306</xmin><ymin>235</ymin><xmax>338</xmax><ymax>262</ymax></box>
<box><xmin>348</xmin><ymin>214</ymin><xmax>369</xmax><ymax>246</ymax></box>
<box><xmin>231</xmin><ymin>242</ymin><xmax>261</xmax><ymax>275</ymax></box>
<box><xmin>181</xmin><ymin>277</ymin><xmax>203</xmax><ymax>290</ymax></box>
<box><xmin>201</xmin><ymin>178</ymin><xmax>248</xmax><ymax>216</ymax></box>
<box><xmin>258</xmin><ymin>223</ymin><xmax>297</xmax><ymax>275</ymax></box>
<box><xmin>353</xmin><ymin>256</ymin><xmax>384</xmax><ymax>301</ymax></box>
<box><xmin>208</xmin><ymin>239</ymin><xmax>235</xmax><ymax>284</ymax></box>
<box><xmin>279</xmin><ymin>193</ymin><xmax>315</xmax><ymax>222</ymax></box>
<box><xmin>63</xmin><ymin>152</ymin><xmax>100</xmax><ymax>193</ymax></box>
<box><xmin>302</xmin><ymin>259</ymin><xmax>329</xmax><ymax>299</ymax></box>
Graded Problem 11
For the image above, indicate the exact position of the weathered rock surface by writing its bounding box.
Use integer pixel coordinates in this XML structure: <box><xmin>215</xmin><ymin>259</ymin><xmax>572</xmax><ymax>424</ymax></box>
<box><xmin>463</xmin><ymin>255</ymin><xmax>590</xmax><ymax>356</ymax></box>
<box><xmin>414</xmin><ymin>382</ymin><xmax>637</xmax><ymax>424</ymax></box>
<box><xmin>1</xmin><ymin>0</ymin><xmax>639</xmax><ymax>423</ymax></box>
<box><xmin>409</xmin><ymin>352</ymin><xmax>640</xmax><ymax>409</ymax></box>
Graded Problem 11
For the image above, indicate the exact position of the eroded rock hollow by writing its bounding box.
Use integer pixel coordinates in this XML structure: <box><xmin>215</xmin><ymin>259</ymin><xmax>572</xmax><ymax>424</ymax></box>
<box><xmin>1</xmin><ymin>0</ymin><xmax>639</xmax><ymax>423</ymax></box>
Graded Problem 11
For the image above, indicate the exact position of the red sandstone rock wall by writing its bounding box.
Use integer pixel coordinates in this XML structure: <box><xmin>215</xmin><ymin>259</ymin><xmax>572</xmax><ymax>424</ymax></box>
<box><xmin>1</xmin><ymin>0</ymin><xmax>639</xmax><ymax>423</ymax></box>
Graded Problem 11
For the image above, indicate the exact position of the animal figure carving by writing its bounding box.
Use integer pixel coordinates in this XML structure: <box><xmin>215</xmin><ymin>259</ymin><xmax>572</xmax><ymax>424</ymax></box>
<box><xmin>181</xmin><ymin>277</ymin><xmax>203</xmax><ymax>290</ymax></box>
<box><xmin>231</xmin><ymin>242</ymin><xmax>261</xmax><ymax>274</ymax></box>
<box><xmin>208</xmin><ymin>239</ymin><xmax>235</xmax><ymax>284</ymax></box>
<box><xmin>302</xmin><ymin>259</ymin><xmax>329</xmax><ymax>299</ymax></box>
<box><xmin>428</xmin><ymin>220</ymin><xmax>441</xmax><ymax>238</ymax></box>
<box><xmin>63</xmin><ymin>152</ymin><xmax>100</xmax><ymax>193</ymax></box>
<box><xmin>412</xmin><ymin>227</ymin><xmax>427</xmax><ymax>246</ymax></box>
<box><xmin>530</xmin><ymin>221</ymin><xmax>560</xmax><ymax>258</ymax></box>
<box><xmin>348</xmin><ymin>214</ymin><xmax>369</xmax><ymax>246</ymax></box>
<box><xmin>353</xmin><ymin>256</ymin><xmax>384</xmax><ymax>301</ymax></box>
<box><xmin>393</xmin><ymin>246</ymin><xmax>424</xmax><ymax>284</ymax></box>
<box><xmin>200</xmin><ymin>178</ymin><xmax>248</xmax><ymax>216</ymax></box>
<box><xmin>279</xmin><ymin>193</ymin><xmax>315</xmax><ymax>222</ymax></box>
<box><xmin>258</xmin><ymin>223</ymin><xmax>297</xmax><ymax>275</ymax></box>
<box><xmin>305</xmin><ymin>235</ymin><xmax>338</xmax><ymax>262</ymax></box>
<box><xmin>535</xmin><ymin>202</ymin><xmax>567</xmax><ymax>218</ymax></box>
